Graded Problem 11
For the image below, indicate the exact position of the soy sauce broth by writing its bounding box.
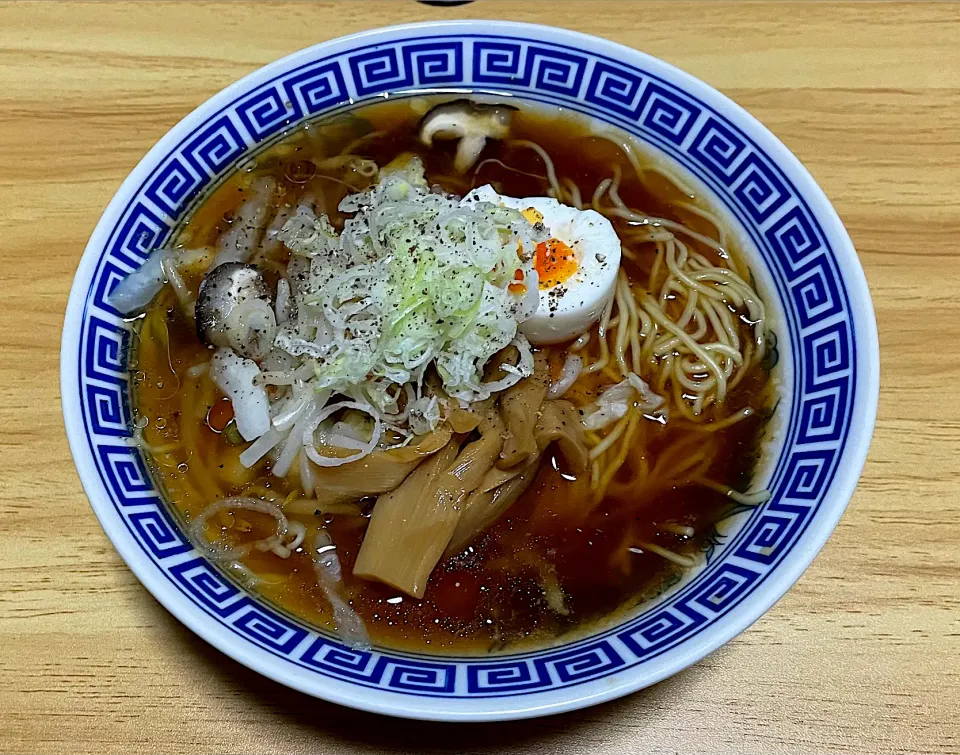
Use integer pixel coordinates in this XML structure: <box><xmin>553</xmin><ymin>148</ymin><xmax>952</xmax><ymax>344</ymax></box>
<box><xmin>132</xmin><ymin>97</ymin><xmax>776</xmax><ymax>653</ymax></box>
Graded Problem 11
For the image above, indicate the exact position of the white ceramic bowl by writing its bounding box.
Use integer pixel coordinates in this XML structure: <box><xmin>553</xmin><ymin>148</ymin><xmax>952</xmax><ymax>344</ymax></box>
<box><xmin>61</xmin><ymin>21</ymin><xmax>879</xmax><ymax>721</ymax></box>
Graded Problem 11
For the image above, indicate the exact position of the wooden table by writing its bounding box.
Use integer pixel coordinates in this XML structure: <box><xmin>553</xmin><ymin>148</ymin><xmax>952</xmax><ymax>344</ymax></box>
<box><xmin>1</xmin><ymin>1</ymin><xmax>957</xmax><ymax>752</ymax></box>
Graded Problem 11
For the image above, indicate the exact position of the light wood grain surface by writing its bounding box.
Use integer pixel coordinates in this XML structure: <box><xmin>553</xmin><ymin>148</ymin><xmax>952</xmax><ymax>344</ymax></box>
<box><xmin>1</xmin><ymin>1</ymin><xmax>957</xmax><ymax>753</ymax></box>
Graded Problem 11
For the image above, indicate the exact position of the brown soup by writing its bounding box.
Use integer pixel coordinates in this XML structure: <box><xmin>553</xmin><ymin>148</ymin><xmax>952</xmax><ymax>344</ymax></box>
<box><xmin>131</xmin><ymin>98</ymin><xmax>776</xmax><ymax>653</ymax></box>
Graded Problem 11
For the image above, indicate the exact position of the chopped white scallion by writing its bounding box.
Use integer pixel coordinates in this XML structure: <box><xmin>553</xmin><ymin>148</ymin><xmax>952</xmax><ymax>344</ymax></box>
<box><xmin>209</xmin><ymin>347</ymin><xmax>271</xmax><ymax>441</ymax></box>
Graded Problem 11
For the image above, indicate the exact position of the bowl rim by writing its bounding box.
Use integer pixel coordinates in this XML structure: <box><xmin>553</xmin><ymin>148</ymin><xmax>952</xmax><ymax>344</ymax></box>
<box><xmin>61</xmin><ymin>19</ymin><xmax>879</xmax><ymax>721</ymax></box>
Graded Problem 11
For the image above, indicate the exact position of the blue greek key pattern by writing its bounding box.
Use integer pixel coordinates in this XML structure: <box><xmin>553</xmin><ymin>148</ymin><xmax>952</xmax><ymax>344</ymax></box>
<box><xmin>85</xmin><ymin>382</ymin><xmax>131</xmax><ymax>437</ymax></box>
<box><xmin>128</xmin><ymin>507</ymin><xmax>192</xmax><ymax>559</ymax></box>
<box><xmin>466</xmin><ymin>641</ymin><xmax>625</xmax><ymax>694</ymax></box>
<box><xmin>95</xmin><ymin>444</ymin><xmax>159</xmax><ymax>507</ymax></box>
<box><xmin>91</xmin><ymin>259</ymin><xmax>130</xmax><ymax>316</ymax></box>
<box><xmin>790</xmin><ymin>254</ymin><xmax>843</xmax><ymax>328</ymax></box>
<box><xmin>284</xmin><ymin>61</ymin><xmax>350</xmax><ymax>116</ymax></box>
<box><xmin>797</xmin><ymin>378</ymin><xmax>849</xmax><ymax>444</ymax></box>
<box><xmin>349</xmin><ymin>41</ymin><xmax>463</xmax><ymax>96</ymax></box>
<box><xmin>232</xmin><ymin>604</ymin><xmax>309</xmax><ymax>653</ymax></box>
<box><xmin>781</xmin><ymin>449</ymin><xmax>834</xmax><ymax>500</ymax></box>
<box><xmin>637</xmin><ymin>82</ymin><xmax>702</xmax><ymax>145</ymax></box>
<box><xmin>546</xmin><ymin>640</ymin><xmax>626</xmax><ymax>682</ymax></box>
<box><xmin>236</xmin><ymin>62</ymin><xmax>349</xmax><ymax>142</ymax></box>
<box><xmin>83</xmin><ymin>316</ymin><xmax>129</xmax><ymax>384</ymax></box>
<box><xmin>299</xmin><ymin>639</ymin><xmax>382</xmax><ymax>682</ymax></box>
<box><xmin>802</xmin><ymin>319</ymin><xmax>852</xmax><ymax>393</ymax></box>
<box><xmin>107</xmin><ymin>202</ymin><xmax>170</xmax><ymax>271</ymax></box>
<box><xmin>618</xmin><ymin>564</ymin><xmax>759</xmax><ymax>656</ymax></box>
<box><xmin>584</xmin><ymin>61</ymin><xmax>646</xmax><ymax>119</ymax></box>
<box><xmin>142</xmin><ymin>118</ymin><xmax>245</xmax><ymax>223</ymax></box>
<box><xmin>170</xmin><ymin>558</ymin><xmax>244</xmax><ymax>616</ymax></box>
<box><xmin>144</xmin><ymin>157</ymin><xmax>205</xmax><ymax>220</ymax></box>
<box><xmin>169</xmin><ymin>559</ymin><xmax>309</xmax><ymax>651</ymax></box>
<box><xmin>72</xmin><ymin>30</ymin><xmax>861</xmax><ymax>700</ymax></box>
<box><xmin>731</xmin><ymin>154</ymin><xmax>789</xmax><ymax>222</ymax></box>
<box><xmin>236</xmin><ymin>87</ymin><xmax>299</xmax><ymax>143</ymax></box>
<box><xmin>182</xmin><ymin>115</ymin><xmax>246</xmax><ymax>180</ymax></box>
<box><xmin>474</xmin><ymin>41</ymin><xmax>588</xmax><ymax>97</ymax></box>
<box><xmin>467</xmin><ymin>659</ymin><xmax>552</xmax><ymax>694</ymax></box>
<box><xmin>688</xmin><ymin>116</ymin><xmax>748</xmax><ymax>180</ymax></box>
<box><xmin>526</xmin><ymin>45</ymin><xmax>588</xmax><ymax>96</ymax></box>
<box><xmin>385</xmin><ymin>661</ymin><xmax>458</xmax><ymax>693</ymax></box>
<box><xmin>765</xmin><ymin>204</ymin><xmax>825</xmax><ymax>273</ymax></box>
<box><xmin>735</xmin><ymin>500</ymin><xmax>812</xmax><ymax>565</ymax></box>
<box><xmin>301</xmin><ymin>638</ymin><xmax>457</xmax><ymax>692</ymax></box>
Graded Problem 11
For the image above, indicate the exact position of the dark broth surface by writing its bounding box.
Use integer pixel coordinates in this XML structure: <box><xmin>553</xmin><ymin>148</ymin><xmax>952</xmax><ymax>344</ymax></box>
<box><xmin>133</xmin><ymin>98</ymin><xmax>775</xmax><ymax>653</ymax></box>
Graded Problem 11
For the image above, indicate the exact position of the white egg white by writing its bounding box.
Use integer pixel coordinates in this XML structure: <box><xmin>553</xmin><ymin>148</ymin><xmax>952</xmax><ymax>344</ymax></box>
<box><xmin>463</xmin><ymin>185</ymin><xmax>622</xmax><ymax>344</ymax></box>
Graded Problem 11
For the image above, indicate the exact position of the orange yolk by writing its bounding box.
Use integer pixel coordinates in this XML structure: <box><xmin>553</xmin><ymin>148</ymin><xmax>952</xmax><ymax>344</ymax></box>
<box><xmin>507</xmin><ymin>269</ymin><xmax>526</xmax><ymax>295</ymax></box>
<box><xmin>535</xmin><ymin>238</ymin><xmax>578</xmax><ymax>289</ymax></box>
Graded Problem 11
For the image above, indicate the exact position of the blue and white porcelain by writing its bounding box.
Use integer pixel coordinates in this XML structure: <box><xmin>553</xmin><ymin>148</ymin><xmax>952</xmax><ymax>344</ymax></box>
<box><xmin>61</xmin><ymin>21</ymin><xmax>879</xmax><ymax>720</ymax></box>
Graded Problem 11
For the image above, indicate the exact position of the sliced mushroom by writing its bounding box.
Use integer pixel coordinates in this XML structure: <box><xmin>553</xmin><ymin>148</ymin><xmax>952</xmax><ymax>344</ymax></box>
<box><xmin>196</xmin><ymin>262</ymin><xmax>276</xmax><ymax>360</ymax></box>
<box><xmin>419</xmin><ymin>99</ymin><xmax>517</xmax><ymax>173</ymax></box>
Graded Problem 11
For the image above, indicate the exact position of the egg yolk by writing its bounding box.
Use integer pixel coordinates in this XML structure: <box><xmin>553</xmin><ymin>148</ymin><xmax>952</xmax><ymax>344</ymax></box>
<box><xmin>535</xmin><ymin>238</ymin><xmax>578</xmax><ymax>289</ymax></box>
<box><xmin>507</xmin><ymin>268</ymin><xmax>527</xmax><ymax>295</ymax></box>
<box><xmin>521</xmin><ymin>207</ymin><xmax>545</xmax><ymax>225</ymax></box>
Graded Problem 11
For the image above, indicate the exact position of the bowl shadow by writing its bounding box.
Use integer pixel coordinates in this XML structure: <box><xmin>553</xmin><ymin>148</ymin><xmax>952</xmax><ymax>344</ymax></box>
<box><xmin>159</xmin><ymin>598</ymin><xmax>706</xmax><ymax>753</ymax></box>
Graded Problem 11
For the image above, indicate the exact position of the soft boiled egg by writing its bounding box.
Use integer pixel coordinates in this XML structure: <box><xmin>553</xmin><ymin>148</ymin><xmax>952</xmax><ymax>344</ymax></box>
<box><xmin>463</xmin><ymin>185</ymin><xmax>622</xmax><ymax>344</ymax></box>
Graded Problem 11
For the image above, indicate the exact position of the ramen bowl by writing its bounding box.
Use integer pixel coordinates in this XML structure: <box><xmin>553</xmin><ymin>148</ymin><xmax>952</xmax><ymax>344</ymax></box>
<box><xmin>61</xmin><ymin>20</ymin><xmax>879</xmax><ymax>721</ymax></box>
